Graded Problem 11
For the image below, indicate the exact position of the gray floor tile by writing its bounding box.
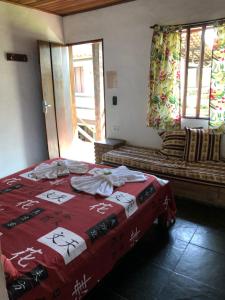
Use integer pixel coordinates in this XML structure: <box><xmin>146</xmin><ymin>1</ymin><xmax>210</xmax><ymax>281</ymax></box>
<box><xmin>107</xmin><ymin>261</ymin><xmax>172</xmax><ymax>300</ymax></box>
<box><xmin>151</xmin><ymin>238</ymin><xmax>188</xmax><ymax>271</ymax></box>
<box><xmin>175</xmin><ymin>243</ymin><xmax>225</xmax><ymax>291</ymax></box>
<box><xmin>86</xmin><ymin>285</ymin><xmax>128</xmax><ymax>300</ymax></box>
<box><xmin>159</xmin><ymin>272</ymin><xmax>225</xmax><ymax>300</ymax></box>
<box><xmin>191</xmin><ymin>225</ymin><xmax>225</xmax><ymax>254</ymax></box>
<box><xmin>169</xmin><ymin>218</ymin><xmax>197</xmax><ymax>243</ymax></box>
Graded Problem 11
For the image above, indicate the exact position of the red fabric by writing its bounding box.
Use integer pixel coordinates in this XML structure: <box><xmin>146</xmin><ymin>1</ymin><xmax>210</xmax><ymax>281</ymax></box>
<box><xmin>0</xmin><ymin>160</ymin><xmax>176</xmax><ymax>300</ymax></box>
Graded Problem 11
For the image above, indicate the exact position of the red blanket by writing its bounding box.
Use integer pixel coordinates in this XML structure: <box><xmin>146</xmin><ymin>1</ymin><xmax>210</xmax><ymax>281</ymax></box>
<box><xmin>0</xmin><ymin>160</ymin><xmax>176</xmax><ymax>300</ymax></box>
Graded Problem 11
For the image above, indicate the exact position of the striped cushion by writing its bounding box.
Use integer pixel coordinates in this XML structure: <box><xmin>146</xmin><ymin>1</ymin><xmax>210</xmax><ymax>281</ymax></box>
<box><xmin>184</xmin><ymin>128</ymin><xmax>222</xmax><ymax>161</ymax></box>
<box><xmin>159</xmin><ymin>130</ymin><xmax>186</xmax><ymax>159</ymax></box>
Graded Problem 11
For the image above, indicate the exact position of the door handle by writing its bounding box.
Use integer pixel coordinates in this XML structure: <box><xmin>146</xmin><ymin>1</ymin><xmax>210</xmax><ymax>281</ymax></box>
<box><xmin>42</xmin><ymin>100</ymin><xmax>52</xmax><ymax>114</ymax></box>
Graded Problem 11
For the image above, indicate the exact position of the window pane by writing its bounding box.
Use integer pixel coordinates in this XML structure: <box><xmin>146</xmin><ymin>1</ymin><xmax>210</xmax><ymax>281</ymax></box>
<box><xmin>199</xmin><ymin>27</ymin><xmax>215</xmax><ymax>118</ymax></box>
<box><xmin>186</xmin><ymin>27</ymin><xmax>202</xmax><ymax>117</ymax></box>
<box><xmin>180</xmin><ymin>30</ymin><xmax>187</xmax><ymax>113</ymax></box>
<box><xmin>181</xmin><ymin>26</ymin><xmax>213</xmax><ymax>119</ymax></box>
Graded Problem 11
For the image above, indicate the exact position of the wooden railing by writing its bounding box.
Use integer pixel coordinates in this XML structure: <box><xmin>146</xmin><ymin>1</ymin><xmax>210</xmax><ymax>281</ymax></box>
<box><xmin>77</xmin><ymin>117</ymin><xmax>95</xmax><ymax>143</ymax></box>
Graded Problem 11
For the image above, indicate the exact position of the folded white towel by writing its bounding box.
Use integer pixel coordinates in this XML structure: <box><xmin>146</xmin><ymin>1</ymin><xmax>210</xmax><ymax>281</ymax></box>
<box><xmin>71</xmin><ymin>166</ymin><xmax>147</xmax><ymax>197</ymax></box>
<box><xmin>89</xmin><ymin>166</ymin><xmax>147</xmax><ymax>183</ymax></box>
<box><xmin>71</xmin><ymin>175</ymin><xmax>114</xmax><ymax>197</ymax></box>
<box><xmin>33</xmin><ymin>160</ymin><xmax>69</xmax><ymax>179</ymax></box>
<box><xmin>65</xmin><ymin>160</ymin><xmax>89</xmax><ymax>174</ymax></box>
<box><xmin>33</xmin><ymin>160</ymin><xmax>89</xmax><ymax>179</ymax></box>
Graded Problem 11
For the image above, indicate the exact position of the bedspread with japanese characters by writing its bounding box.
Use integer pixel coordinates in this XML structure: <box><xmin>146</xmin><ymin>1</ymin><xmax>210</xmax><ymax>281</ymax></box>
<box><xmin>0</xmin><ymin>160</ymin><xmax>176</xmax><ymax>300</ymax></box>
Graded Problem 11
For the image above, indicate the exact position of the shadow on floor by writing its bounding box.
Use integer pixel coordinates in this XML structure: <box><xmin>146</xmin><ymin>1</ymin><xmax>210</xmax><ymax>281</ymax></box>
<box><xmin>86</xmin><ymin>198</ymin><xmax>225</xmax><ymax>300</ymax></box>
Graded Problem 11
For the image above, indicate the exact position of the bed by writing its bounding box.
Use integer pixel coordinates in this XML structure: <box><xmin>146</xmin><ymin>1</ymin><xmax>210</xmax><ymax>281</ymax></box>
<box><xmin>0</xmin><ymin>159</ymin><xmax>176</xmax><ymax>300</ymax></box>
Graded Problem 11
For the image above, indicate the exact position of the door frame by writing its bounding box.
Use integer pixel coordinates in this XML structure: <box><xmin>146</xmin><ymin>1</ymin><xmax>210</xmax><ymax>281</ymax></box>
<box><xmin>66</xmin><ymin>39</ymin><xmax>107</xmax><ymax>140</ymax></box>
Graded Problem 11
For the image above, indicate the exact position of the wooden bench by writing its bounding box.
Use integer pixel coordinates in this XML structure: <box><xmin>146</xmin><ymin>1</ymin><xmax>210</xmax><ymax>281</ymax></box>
<box><xmin>102</xmin><ymin>145</ymin><xmax>225</xmax><ymax>208</ymax></box>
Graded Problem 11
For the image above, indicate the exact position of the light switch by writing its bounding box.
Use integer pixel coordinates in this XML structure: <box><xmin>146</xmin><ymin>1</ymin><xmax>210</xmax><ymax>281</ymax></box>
<box><xmin>112</xmin><ymin>96</ymin><xmax>117</xmax><ymax>105</ymax></box>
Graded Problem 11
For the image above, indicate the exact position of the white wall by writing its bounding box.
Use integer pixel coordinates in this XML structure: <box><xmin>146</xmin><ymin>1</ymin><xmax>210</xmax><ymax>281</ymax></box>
<box><xmin>0</xmin><ymin>2</ymin><xmax>64</xmax><ymax>178</ymax></box>
<box><xmin>63</xmin><ymin>0</ymin><xmax>225</xmax><ymax>151</ymax></box>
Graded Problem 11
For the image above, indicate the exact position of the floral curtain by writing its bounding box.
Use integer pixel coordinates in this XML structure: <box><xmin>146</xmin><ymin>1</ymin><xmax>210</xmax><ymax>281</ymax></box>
<box><xmin>209</xmin><ymin>25</ymin><xmax>225</xmax><ymax>128</ymax></box>
<box><xmin>147</xmin><ymin>26</ymin><xmax>181</xmax><ymax>130</ymax></box>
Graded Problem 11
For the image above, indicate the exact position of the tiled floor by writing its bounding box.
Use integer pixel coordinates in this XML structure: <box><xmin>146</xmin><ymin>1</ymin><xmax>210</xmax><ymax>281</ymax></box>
<box><xmin>86</xmin><ymin>198</ymin><xmax>225</xmax><ymax>300</ymax></box>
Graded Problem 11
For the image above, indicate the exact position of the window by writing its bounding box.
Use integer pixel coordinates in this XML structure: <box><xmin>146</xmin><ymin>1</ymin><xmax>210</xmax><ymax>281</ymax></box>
<box><xmin>181</xmin><ymin>26</ymin><xmax>215</xmax><ymax>119</ymax></box>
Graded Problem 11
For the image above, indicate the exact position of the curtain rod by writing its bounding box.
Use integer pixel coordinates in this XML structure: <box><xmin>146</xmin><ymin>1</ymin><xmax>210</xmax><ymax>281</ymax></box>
<box><xmin>150</xmin><ymin>17</ymin><xmax>225</xmax><ymax>29</ymax></box>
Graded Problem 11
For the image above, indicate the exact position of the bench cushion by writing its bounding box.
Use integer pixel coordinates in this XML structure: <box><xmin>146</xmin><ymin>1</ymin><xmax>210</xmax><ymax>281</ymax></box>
<box><xmin>102</xmin><ymin>145</ymin><xmax>225</xmax><ymax>186</ymax></box>
<box><xmin>159</xmin><ymin>130</ymin><xmax>186</xmax><ymax>159</ymax></box>
<box><xmin>184</xmin><ymin>128</ymin><xmax>221</xmax><ymax>162</ymax></box>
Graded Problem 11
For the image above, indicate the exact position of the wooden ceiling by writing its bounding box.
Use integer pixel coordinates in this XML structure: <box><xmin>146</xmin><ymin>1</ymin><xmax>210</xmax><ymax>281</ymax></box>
<box><xmin>2</xmin><ymin>0</ymin><xmax>135</xmax><ymax>16</ymax></box>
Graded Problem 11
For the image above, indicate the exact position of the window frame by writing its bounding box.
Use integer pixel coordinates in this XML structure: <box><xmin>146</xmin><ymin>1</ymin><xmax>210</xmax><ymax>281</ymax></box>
<box><xmin>182</xmin><ymin>25</ymin><xmax>210</xmax><ymax>120</ymax></box>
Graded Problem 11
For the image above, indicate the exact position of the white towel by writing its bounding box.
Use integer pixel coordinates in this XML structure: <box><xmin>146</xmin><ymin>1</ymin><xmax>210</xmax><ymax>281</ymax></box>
<box><xmin>71</xmin><ymin>175</ymin><xmax>114</xmax><ymax>197</ymax></box>
<box><xmin>33</xmin><ymin>160</ymin><xmax>69</xmax><ymax>179</ymax></box>
<box><xmin>89</xmin><ymin>166</ymin><xmax>147</xmax><ymax>183</ymax></box>
<box><xmin>65</xmin><ymin>160</ymin><xmax>89</xmax><ymax>174</ymax></box>
<box><xmin>33</xmin><ymin>160</ymin><xmax>89</xmax><ymax>179</ymax></box>
<box><xmin>71</xmin><ymin>166</ymin><xmax>147</xmax><ymax>197</ymax></box>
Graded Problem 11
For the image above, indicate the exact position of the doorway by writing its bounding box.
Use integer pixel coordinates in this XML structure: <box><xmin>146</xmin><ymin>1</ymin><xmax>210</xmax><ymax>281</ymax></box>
<box><xmin>71</xmin><ymin>41</ymin><xmax>105</xmax><ymax>163</ymax></box>
<box><xmin>39</xmin><ymin>40</ymin><xmax>105</xmax><ymax>163</ymax></box>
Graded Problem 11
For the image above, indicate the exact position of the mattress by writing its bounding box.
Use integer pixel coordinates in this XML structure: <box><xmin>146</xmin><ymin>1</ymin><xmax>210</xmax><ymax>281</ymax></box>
<box><xmin>0</xmin><ymin>159</ymin><xmax>176</xmax><ymax>300</ymax></box>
